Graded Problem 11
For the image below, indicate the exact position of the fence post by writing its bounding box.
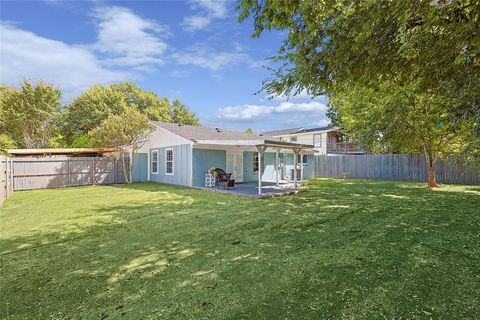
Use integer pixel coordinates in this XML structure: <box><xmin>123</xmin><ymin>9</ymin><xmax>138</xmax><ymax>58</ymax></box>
<box><xmin>114</xmin><ymin>158</ymin><xmax>117</xmax><ymax>184</ymax></box>
<box><xmin>67</xmin><ymin>157</ymin><xmax>71</xmax><ymax>187</ymax></box>
<box><xmin>92</xmin><ymin>157</ymin><xmax>96</xmax><ymax>186</ymax></box>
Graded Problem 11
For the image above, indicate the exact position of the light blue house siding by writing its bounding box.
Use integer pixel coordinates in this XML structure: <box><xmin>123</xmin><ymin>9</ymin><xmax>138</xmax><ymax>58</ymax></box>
<box><xmin>282</xmin><ymin>153</ymin><xmax>315</xmax><ymax>180</ymax></box>
<box><xmin>133</xmin><ymin>153</ymin><xmax>148</xmax><ymax>182</ymax></box>
<box><xmin>150</xmin><ymin>144</ymin><xmax>192</xmax><ymax>186</ymax></box>
<box><xmin>192</xmin><ymin>148</ymin><xmax>226</xmax><ymax>187</ymax></box>
<box><xmin>243</xmin><ymin>151</ymin><xmax>315</xmax><ymax>182</ymax></box>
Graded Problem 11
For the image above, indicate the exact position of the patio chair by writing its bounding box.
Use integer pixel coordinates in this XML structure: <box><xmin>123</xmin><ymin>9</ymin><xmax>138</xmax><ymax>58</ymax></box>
<box><xmin>213</xmin><ymin>168</ymin><xmax>235</xmax><ymax>189</ymax></box>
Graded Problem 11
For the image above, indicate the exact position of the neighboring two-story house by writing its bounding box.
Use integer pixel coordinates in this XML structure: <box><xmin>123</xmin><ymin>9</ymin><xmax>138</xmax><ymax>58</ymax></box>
<box><xmin>262</xmin><ymin>126</ymin><xmax>364</xmax><ymax>155</ymax></box>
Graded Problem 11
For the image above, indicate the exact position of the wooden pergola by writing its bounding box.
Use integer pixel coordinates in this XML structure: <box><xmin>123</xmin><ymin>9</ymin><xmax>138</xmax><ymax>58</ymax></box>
<box><xmin>255</xmin><ymin>140</ymin><xmax>314</xmax><ymax>196</ymax></box>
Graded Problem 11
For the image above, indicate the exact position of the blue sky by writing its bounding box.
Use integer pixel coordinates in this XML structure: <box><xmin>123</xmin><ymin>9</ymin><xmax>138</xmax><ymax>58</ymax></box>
<box><xmin>0</xmin><ymin>0</ymin><xmax>330</xmax><ymax>132</ymax></box>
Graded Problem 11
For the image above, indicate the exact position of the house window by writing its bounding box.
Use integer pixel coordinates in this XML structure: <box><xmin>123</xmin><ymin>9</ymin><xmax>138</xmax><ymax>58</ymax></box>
<box><xmin>313</xmin><ymin>134</ymin><xmax>322</xmax><ymax>147</ymax></box>
<box><xmin>290</xmin><ymin>137</ymin><xmax>297</xmax><ymax>142</ymax></box>
<box><xmin>165</xmin><ymin>148</ymin><xmax>174</xmax><ymax>175</ymax></box>
<box><xmin>297</xmin><ymin>154</ymin><xmax>308</xmax><ymax>165</ymax></box>
<box><xmin>253</xmin><ymin>153</ymin><xmax>259</xmax><ymax>173</ymax></box>
<box><xmin>151</xmin><ymin>150</ymin><xmax>158</xmax><ymax>174</ymax></box>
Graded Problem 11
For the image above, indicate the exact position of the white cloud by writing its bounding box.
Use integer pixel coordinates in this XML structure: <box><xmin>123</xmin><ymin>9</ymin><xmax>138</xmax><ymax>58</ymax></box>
<box><xmin>217</xmin><ymin>101</ymin><xmax>327</xmax><ymax>121</ymax></box>
<box><xmin>181</xmin><ymin>15</ymin><xmax>211</xmax><ymax>32</ymax></box>
<box><xmin>218</xmin><ymin>105</ymin><xmax>275</xmax><ymax>121</ymax></box>
<box><xmin>0</xmin><ymin>22</ymin><xmax>126</xmax><ymax>100</ymax></box>
<box><xmin>92</xmin><ymin>6</ymin><xmax>168</xmax><ymax>67</ymax></box>
<box><xmin>193</xmin><ymin>0</ymin><xmax>227</xmax><ymax>18</ymax></box>
<box><xmin>182</xmin><ymin>0</ymin><xmax>228</xmax><ymax>32</ymax></box>
<box><xmin>171</xmin><ymin>45</ymin><xmax>260</xmax><ymax>71</ymax></box>
<box><xmin>275</xmin><ymin>101</ymin><xmax>327</xmax><ymax>113</ymax></box>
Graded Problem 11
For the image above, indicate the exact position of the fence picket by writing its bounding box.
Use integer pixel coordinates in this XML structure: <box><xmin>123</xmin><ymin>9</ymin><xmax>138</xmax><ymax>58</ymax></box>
<box><xmin>314</xmin><ymin>154</ymin><xmax>479</xmax><ymax>185</ymax></box>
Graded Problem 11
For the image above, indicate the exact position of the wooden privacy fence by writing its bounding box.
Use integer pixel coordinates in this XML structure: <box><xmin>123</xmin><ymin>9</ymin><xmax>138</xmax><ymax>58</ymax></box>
<box><xmin>1</xmin><ymin>157</ymin><xmax>14</xmax><ymax>206</ymax></box>
<box><xmin>11</xmin><ymin>157</ymin><xmax>128</xmax><ymax>191</ymax></box>
<box><xmin>315</xmin><ymin>154</ymin><xmax>480</xmax><ymax>185</ymax></box>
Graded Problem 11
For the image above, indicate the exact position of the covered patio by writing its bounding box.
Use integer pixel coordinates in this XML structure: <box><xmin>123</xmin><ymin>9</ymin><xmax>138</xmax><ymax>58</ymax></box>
<box><xmin>193</xmin><ymin>139</ymin><xmax>314</xmax><ymax>197</ymax></box>
<box><xmin>197</xmin><ymin>181</ymin><xmax>306</xmax><ymax>198</ymax></box>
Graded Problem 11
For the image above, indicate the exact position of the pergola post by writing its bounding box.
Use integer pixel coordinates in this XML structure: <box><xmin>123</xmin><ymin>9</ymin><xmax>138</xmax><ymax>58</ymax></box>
<box><xmin>275</xmin><ymin>148</ymin><xmax>280</xmax><ymax>186</ymax></box>
<box><xmin>300</xmin><ymin>150</ymin><xmax>304</xmax><ymax>182</ymax></box>
<box><xmin>256</xmin><ymin>145</ymin><xmax>268</xmax><ymax>196</ymax></box>
<box><xmin>292</xmin><ymin>147</ymin><xmax>302</xmax><ymax>191</ymax></box>
<box><xmin>293</xmin><ymin>151</ymin><xmax>298</xmax><ymax>190</ymax></box>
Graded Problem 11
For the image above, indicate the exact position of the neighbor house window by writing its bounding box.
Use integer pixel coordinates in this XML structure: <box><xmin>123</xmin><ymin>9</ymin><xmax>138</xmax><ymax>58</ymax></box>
<box><xmin>313</xmin><ymin>134</ymin><xmax>322</xmax><ymax>147</ymax></box>
<box><xmin>165</xmin><ymin>148</ymin><xmax>174</xmax><ymax>175</ymax></box>
<box><xmin>297</xmin><ymin>154</ymin><xmax>308</xmax><ymax>164</ymax></box>
<box><xmin>151</xmin><ymin>150</ymin><xmax>158</xmax><ymax>174</ymax></box>
<box><xmin>290</xmin><ymin>137</ymin><xmax>297</xmax><ymax>142</ymax></box>
<box><xmin>253</xmin><ymin>153</ymin><xmax>259</xmax><ymax>173</ymax></box>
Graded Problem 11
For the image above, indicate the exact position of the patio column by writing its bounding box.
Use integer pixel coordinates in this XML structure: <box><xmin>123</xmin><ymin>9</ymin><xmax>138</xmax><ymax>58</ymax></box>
<box><xmin>275</xmin><ymin>148</ymin><xmax>280</xmax><ymax>186</ymax></box>
<box><xmin>256</xmin><ymin>145</ymin><xmax>268</xmax><ymax>196</ymax></box>
<box><xmin>292</xmin><ymin>147</ymin><xmax>301</xmax><ymax>191</ymax></box>
<box><xmin>293</xmin><ymin>151</ymin><xmax>298</xmax><ymax>190</ymax></box>
<box><xmin>300</xmin><ymin>151</ymin><xmax>304</xmax><ymax>182</ymax></box>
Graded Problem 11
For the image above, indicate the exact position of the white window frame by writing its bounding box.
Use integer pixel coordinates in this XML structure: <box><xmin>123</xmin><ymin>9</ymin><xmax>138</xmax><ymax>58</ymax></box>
<box><xmin>253</xmin><ymin>153</ymin><xmax>259</xmax><ymax>173</ymax></box>
<box><xmin>297</xmin><ymin>154</ymin><xmax>308</xmax><ymax>165</ymax></box>
<box><xmin>165</xmin><ymin>148</ymin><xmax>174</xmax><ymax>175</ymax></box>
<box><xmin>151</xmin><ymin>150</ymin><xmax>159</xmax><ymax>174</ymax></box>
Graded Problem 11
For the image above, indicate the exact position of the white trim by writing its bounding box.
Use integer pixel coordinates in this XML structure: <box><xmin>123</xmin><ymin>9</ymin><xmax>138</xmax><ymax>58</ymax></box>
<box><xmin>151</xmin><ymin>150</ymin><xmax>159</xmax><ymax>174</ymax></box>
<box><xmin>189</xmin><ymin>145</ymin><xmax>193</xmax><ymax>187</ymax></box>
<box><xmin>150</xmin><ymin>122</ymin><xmax>193</xmax><ymax>145</ymax></box>
<box><xmin>165</xmin><ymin>148</ymin><xmax>174</xmax><ymax>175</ymax></box>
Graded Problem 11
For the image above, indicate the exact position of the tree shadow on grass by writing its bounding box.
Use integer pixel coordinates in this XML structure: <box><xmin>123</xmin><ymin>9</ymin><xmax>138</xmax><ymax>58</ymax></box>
<box><xmin>1</xmin><ymin>179</ymin><xmax>480</xmax><ymax>319</ymax></box>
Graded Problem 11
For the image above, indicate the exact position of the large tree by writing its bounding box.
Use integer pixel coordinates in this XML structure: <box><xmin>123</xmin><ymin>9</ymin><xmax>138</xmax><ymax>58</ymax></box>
<box><xmin>238</xmin><ymin>0</ymin><xmax>480</xmax><ymax>187</ymax></box>
<box><xmin>89</xmin><ymin>108</ymin><xmax>154</xmax><ymax>183</ymax></box>
<box><xmin>331</xmin><ymin>80</ymin><xmax>473</xmax><ymax>187</ymax></box>
<box><xmin>63</xmin><ymin>83</ymin><xmax>199</xmax><ymax>145</ymax></box>
<box><xmin>171</xmin><ymin>99</ymin><xmax>201</xmax><ymax>126</ymax></box>
<box><xmin>0</xmin><ymin>80</ymin><xmax>61</xmax><ymax>148</ymax></box>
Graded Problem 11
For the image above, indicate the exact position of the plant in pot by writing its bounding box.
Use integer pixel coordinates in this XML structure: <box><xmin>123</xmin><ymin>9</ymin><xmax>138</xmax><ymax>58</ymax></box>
<box><xmin>208</xmin><ymin>166</ymin><xmax>217</xmax><ymax>175</ymax></box>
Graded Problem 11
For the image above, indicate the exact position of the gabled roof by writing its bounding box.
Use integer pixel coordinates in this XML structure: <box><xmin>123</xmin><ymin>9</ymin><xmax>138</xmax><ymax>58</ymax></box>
<box><xmin>262</xmin><ymin>125</ymin><xmax>340</xmax><ymax>136</ymax></box>
<box><xmin>151</xmin><ymin>121</ymin><xmax>272</xmax><ymax>142</ymax></box>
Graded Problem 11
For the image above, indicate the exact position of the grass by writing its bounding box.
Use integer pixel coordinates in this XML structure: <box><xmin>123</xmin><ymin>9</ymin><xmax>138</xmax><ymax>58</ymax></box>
<box><xmin>0</xmin><ymin>179</ymin><xmax>479</xmax><ymax>319</ymax></box>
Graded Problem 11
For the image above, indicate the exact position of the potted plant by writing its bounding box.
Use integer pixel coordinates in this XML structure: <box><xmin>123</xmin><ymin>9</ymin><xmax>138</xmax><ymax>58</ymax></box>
<box><xmin>208</xmin><ymin>166</ymin><xmax>217</xmax><ymax>175</ymax></box>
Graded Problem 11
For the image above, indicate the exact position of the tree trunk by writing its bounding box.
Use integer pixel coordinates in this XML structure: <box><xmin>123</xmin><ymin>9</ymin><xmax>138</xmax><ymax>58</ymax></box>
<box><xmin>424</xmin><ymin>146</ymin><xmax>438</xmax><ymax>188</ymax></box>
<box><xmin>121</xmin><ymin>151</ymin><xmax>130</xmax><ymax>184</ymax></box>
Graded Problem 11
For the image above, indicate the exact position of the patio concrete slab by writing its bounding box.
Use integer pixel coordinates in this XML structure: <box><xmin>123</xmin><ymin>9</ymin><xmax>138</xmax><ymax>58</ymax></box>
<box><xmin>196</xmin><ymin>181</ymin><xmax>304</xmax><ymax>198</ymax></box>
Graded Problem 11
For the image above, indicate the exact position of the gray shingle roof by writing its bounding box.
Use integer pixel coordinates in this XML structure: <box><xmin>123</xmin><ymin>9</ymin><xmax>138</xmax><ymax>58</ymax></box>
<box><xmin>152</xmin><ymin>121</ymin><xmax>272</xmax><ymax>141</ymax></box>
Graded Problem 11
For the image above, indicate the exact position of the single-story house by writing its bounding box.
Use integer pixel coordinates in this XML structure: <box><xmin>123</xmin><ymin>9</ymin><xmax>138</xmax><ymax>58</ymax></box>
<box><xmin>133</xmin><ymin>121</ymin><xmax>314</xmax><ymax>195</ymax></box>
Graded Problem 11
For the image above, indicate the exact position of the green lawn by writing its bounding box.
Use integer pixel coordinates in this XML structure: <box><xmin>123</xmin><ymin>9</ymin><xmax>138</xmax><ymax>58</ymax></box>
<box><xmin>1</xmin><ymin>179</ymin><xmax>479</xmax><ymax>319</ymax></box>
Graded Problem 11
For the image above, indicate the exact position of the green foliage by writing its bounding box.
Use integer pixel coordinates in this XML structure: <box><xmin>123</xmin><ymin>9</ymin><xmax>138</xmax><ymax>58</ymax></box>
<box><xmin>110</xmin><ymin>82</ymin><xmax>171</xmax><ymax>122</ymax></box>
<box><xmin>0</xmin><ymin>80</ymin><xmax>61</xmax><ymax>148</ymax></box>
<box><xmin>332</xmin><ymin>80</ymin><xmax>468</xmax><ymax>155</ymax></box>
<box><xmin>0</xmin><ymin>134</ymin><xmax>16</xmax><ymax>150</ymax></box>
<box><xmin>63</xmin><ymin>85</ymin><xmax>128</xmax><ymax>144</ymax></box>
<box><xmin>171</xmin><ymin>99</ymin><xmax>200</xmax><ymax>126</ymax></box>
<box><xmin>63</xmin><ymin>82</ymin><xmax>198</xmax><ymax>144</ymax></box>
<box><xmin>238</xmin><ymin>0</ymin><xmax>480</xmax><ymax>185</ymax></box>
<box><xmin>244</xmin><ymin>128</ymin><xmax>254</xmax><ymax>133</ymax></box>
<box><xmin>1</xmin><ymin>179</ymin><xmax>480</xmax><ymax>318</ymax></box>
<box><xmin>89</xmin><ymin>108</ymin><xmax>154</xmax><ymax>183</ymax></box>
<box><xmin>69</xmin><ymin>133</ymin><xmax>92</xmax><ymax>148</ymax></box>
